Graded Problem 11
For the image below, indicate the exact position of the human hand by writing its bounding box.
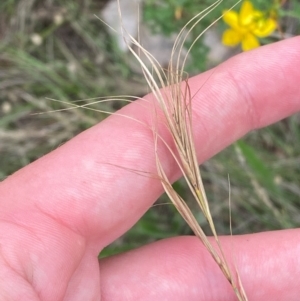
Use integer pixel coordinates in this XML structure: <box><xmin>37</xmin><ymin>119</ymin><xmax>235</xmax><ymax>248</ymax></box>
<box><xmin>0</xmin><ymin>37</ymin><xmax>300</xmax><ymax>301</ymax></box>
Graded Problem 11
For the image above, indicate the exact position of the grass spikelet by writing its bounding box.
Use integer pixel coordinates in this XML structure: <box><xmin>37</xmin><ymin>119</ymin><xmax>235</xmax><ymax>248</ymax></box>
<box><xmin>39</xmin><ymin>1</ymin><xmax>247</xmax><ymax>298</ymax></box>
<box><xmin>116</xmin><ymin>0</ymin><xmax>248</xmax><ymax>300</ymax></box>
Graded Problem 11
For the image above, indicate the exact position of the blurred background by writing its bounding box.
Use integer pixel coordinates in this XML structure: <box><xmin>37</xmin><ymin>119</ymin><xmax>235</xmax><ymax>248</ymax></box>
<box><xmin>0</xmin><ymin>0</ymin><xmax>299</xmax><ymax>257</ymax></box>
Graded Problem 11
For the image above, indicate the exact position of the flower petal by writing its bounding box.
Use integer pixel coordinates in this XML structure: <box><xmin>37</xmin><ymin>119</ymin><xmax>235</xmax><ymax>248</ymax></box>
<box><xmin>222</xmin><ymin>29</ymin><xmax>243</xmax><ymax>47</ymax></box>
<box><xmin>242</xmin><ymin>33</ymin><xmax>260</xmax><ymax>51</ymax></box>
<box><xmin>223</xmin><ymin>10</ymin><xmax>239</xmax><ymax>29</ymax></box>
<box><xmin>240</xmin><ymin>1</ymin><xmax>255</xmax><ymax>26</ymax></box>
<box><xmin>253</xmin><ymin>18</ymin><xmax>277</xmax><ymax>37</ymax></box>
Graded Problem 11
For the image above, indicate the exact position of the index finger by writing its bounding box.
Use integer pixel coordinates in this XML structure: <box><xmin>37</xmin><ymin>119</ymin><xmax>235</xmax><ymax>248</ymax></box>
<box><xmin>1</xmin><ymin>37</ymin><xmax>300</xmax><ymax>248</ymax></box>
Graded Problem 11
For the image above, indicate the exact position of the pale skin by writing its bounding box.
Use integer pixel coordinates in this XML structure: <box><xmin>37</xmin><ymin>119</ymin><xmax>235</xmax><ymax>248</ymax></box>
<box><xmin>0</xmin><ymin>37</ymin><xmax>300</xmax><ymax>301</ymax></box>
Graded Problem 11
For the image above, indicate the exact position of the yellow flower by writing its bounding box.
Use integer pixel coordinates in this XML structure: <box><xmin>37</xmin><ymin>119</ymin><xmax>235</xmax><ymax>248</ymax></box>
<box><xmin>222</xmin><ymin>1</ymin><xmax>277</xmax><ymax>51</ymax></box>
<box><xmin>175</xmin><ymin>6</ymin><xmax>183</xmax><ymax>20</ymax></box>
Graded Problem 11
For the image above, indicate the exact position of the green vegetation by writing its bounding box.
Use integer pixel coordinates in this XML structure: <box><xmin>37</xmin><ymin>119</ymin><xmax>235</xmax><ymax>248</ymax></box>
<box><xmin>0</xmin><ymin>0</ymin><xmax>299</xmax><ymax>258</ymax></box>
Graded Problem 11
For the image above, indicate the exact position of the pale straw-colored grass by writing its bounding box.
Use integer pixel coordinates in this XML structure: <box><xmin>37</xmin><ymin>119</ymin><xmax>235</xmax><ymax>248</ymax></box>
<box><xmin>40</xmin><ymin>1</ymin><xmax>247</xmax><ymax>299</ymax></box>
<box><xmin>115</xmin><ymin>0</ymin><xmax>248</xmax><ymax>300</ymax></box>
